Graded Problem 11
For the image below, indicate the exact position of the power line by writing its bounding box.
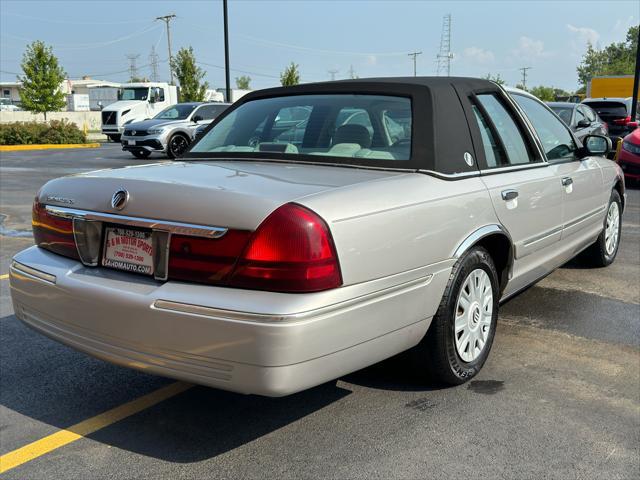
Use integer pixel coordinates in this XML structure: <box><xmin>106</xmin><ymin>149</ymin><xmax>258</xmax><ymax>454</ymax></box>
<box><xmin>519</xmin><ymin>66</ymin><xmax>532</xmax><ymax>90</ymax></box>
<box><xmin>196</xmin><ymin>61</ymin><xmax>279</xmax><ymax>79</ymax></box>
<box><xmin>436</xmin><ymin>13</ymin><xmax>453</xmax><ymax>76</ymax></box>
<box><xmin>155</xmin><ymin>14</ymin><xmax>176</xmax><ymax>84</ymax></box>
<box><xmin>407</xmin><ymin>51</ymin><xmax>422</xmax><ymax>77</ymax></box>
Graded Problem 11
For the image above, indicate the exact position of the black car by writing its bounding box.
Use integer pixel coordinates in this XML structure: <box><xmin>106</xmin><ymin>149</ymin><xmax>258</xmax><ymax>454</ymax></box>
<box><xmin>581</xmin><ymin>97</ymin><xmax>639</xmax><ymax>144</ymax></box>
<box><xmin>547</xmin><ymin>102</ymin><xmax>608</xmax><ymax>142</ymax></box>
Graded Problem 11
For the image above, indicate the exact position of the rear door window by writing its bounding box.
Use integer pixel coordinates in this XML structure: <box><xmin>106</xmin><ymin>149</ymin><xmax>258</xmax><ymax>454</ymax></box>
<box><xmin>474</xmin><ymin>94</ymin><xmax>534</xmax><ymax>166</ymax></box>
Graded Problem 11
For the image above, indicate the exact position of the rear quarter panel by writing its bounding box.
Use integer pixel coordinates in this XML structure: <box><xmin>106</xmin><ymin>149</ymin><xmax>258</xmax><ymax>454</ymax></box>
<box><xmin>297</xmin><ymin>173</ymin><xmax>498</xmax><ymax>285</ymax></box>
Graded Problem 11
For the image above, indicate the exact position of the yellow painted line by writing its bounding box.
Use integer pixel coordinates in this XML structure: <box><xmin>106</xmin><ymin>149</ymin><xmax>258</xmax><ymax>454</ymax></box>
<box><xmin>0</xmin><ymin>274</ymin><xmax>8</xmax><ymax>280</ymax></box>
<box><xmin>0</xmin><ymin>143</ymin><xmax>100</xmax><ymax>152</ymax></box>
<box><xmin>0</xmin><ymin>381</ymin><xmax>192</xmax><ymax>474</ymax></box>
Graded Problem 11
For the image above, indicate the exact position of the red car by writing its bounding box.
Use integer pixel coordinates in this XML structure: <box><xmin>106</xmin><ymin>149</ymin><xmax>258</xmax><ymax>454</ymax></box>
<box><xmin>618</xmin><ymin>128</ymin><xmax>640</xmax><ymax>183</ymax></box>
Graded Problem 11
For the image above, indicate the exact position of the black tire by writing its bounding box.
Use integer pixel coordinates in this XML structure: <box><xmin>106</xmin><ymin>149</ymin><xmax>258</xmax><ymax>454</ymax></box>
<box><xmin>131</xmin><ymin>149</ymin><xmax>151</xmax><ymax>159</ymax></box>
<box><xmin>108</xmin><ymin>134</ymin><xmax>121</xmax><ymax>142</ymax></box>
<box><xmin>413</xmin><ymin>246</ymin><xmax>499</xmax><ymax>385</ymax></box>
<box><xmin>581</xmin><ymin>189</ymin><xmax>622</xmax><ymax>267</ymax></box>
<box><xmin>167</xmin><ymin>133</ymin><xmax>190</xmax><ymax>159</ymax></box>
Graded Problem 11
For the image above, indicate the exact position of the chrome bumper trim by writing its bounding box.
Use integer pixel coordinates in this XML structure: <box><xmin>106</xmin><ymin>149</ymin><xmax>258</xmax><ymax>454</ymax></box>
<box><xmin>153</xmin><ymin>274</ymin><xmax>433</xmax><ymax>324</ymax></box>
<box><xmin>10</xmin><ymin>261</ymin><xmax>57</xmax><ymax>285</ymax></box>
<box><xmin>45</xmin><ymin>205</ymin><xmax>228</xmax><ymax>239</ymax></box>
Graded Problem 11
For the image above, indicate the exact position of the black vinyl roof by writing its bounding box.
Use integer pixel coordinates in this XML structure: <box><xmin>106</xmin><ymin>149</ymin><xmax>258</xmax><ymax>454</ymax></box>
<box><xmin>187</xmin><ymin>77</ymin><xmax>503</xmax><ymax>174</ymax></box>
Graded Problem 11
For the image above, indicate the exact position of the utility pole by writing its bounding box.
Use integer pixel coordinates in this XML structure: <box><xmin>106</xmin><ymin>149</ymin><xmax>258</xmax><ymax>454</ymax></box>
<box><xmin>126</xmin><ymin>53</ymin><xmax>140</xmax><ymax>82</ymax></box>
<box><xmin>155</xmin><ymin>14</ymin><xmax>176</xmax><ymax>84</ymax></box>
<box><xmin>348</xmin><ymin>65</ymin><xmax>357</xmax><ymax>79</ymax></box>
<box><xmin>519</xmin><ymin>66</ymin><xmax>532</xmax><ymax>90</ymax></box>
<box><xmin>436</xmin><ymin>14</ymin><xmax>453</xmax><ymax>76</ymax></box>
<box><xmin>149</xmin><ymin>45</ymin><xmax>159</xmax><ymax>82</ymax></box>
<box><xmin>223</xmin><ymin>0</ymin><xmax>231</xmax><ymax>103</ymax></box>
<box><xmin>328</xmin><ymin>69</ymin><xmax>339</xmax><ymax>80</ymax></box>
<box><xmin>630</xmin><ymin>25</ymin><xmax>640</xmax><ymax>122</ymax></box>
<box><xmin>407</xmin><ymin>51</ymin><xmax>422</xmax><ymax>77</ymax></box>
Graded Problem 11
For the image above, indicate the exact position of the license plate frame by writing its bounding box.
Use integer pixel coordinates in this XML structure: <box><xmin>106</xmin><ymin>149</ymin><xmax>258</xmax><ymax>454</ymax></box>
<box><xmin>102</xmin><ymin>226</ymin><xmax>154</xmax><ymax>276</ymax></box>
<box><xmin>127</xmin><ymin>139</ymin><xmax>136</xmax><ymax>146</ymax></box>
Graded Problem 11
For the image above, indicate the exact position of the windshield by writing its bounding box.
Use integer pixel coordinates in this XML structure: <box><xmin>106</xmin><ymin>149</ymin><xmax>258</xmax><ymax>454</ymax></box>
<box><xmin>119</xmin><ymin>88</ymin><xmax>149</xmax><ymax>101</ymax></box>
<box><xmin>191</xmin><ymin>94</ymin><xmax>412</xmax><ymax>162</ymax></box>
<box><xmin>154</xmin><ymin>104</ymin><xmax>198</xmax><ymax>120</ymax></box>
<box><xmin>549</xmin><ymin>106</ymin><xmax>573</xmax><ymax>125</ymax></box>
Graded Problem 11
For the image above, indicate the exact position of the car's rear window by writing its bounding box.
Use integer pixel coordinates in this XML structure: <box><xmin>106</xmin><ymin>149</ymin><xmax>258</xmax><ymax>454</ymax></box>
<box><xmin>582</xmin><ymin>101</ymin><xmax>627</xmax><ymax>118</ymax></box>
<box><xmin>191</xmin><ymin>94</ymin><xmax>412</xmax><ymax>161</ymax></box>
<box><xmin>549</xmin><ymin>106</ymin><xmax>573</xmax><ymax>125</ymax></box>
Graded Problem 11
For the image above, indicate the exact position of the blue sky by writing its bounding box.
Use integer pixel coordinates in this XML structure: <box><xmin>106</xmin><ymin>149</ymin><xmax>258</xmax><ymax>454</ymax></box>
<box><xmin>1</xmin><ymin>0</ymin><xmax>637</xmax><ymax>91</ymax></box>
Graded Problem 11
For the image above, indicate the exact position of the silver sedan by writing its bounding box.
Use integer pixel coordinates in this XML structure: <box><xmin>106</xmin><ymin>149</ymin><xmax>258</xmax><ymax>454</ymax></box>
<box><xmin>10</xmin><ymin>77</ymin><xmax>624</xmax><ymax>396</ymax></box>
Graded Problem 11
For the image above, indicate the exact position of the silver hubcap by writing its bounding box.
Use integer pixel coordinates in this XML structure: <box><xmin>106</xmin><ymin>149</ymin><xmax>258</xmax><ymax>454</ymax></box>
<box><xmin>455</xmin><ymin>269</ymin><xmax>493</xmax><ymax>363</ymax></box>
<box><xmin>604</xmin><ymin>201</ymin><xmax>620</xmax><ymax>255</ymax></box>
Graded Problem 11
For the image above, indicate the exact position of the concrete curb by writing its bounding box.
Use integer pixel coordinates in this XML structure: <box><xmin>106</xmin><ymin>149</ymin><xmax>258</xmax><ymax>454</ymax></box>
<box><xmin>0</xmin><ymin>143</ymin><xmax>101</xmax><ymax>152</ymax></box>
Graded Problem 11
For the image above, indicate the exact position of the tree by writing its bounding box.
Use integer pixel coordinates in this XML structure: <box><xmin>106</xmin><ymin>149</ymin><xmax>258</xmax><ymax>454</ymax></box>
<box><xmin>577</xmin><ymin>25</ymin><xmax>638</xmax><ymax>87</ymax></box>
<box><xmin>484</xmin><ymin>73</ymin><xmax>505</xmax><ymax>85</ymax></box>
<box><xmin>130</xmin><ymin>76</ymin><xmax>150</xmax><ymax>83</ymax></box>
<box><xmin>235</xmin><ymin>75</ymin><xmax>251</xmax><ymax>89</ymax></box>
<box><xmin>18</xmin><ymin>41</ymin><xmax>66</xmax><ymax>120</ymax></box>
<box><xmin>529</xmin><ymin>85</ymin><xmax>556</xmax><ymax>101</ymax></box>
<box><xmin>171</xmin><ymin>47</ymin><xmax>209</xmax><ymax>102</ymax></box>
<box><xmin>280</xmin><ymin>62</ymin><xmax>300</xmax><ymax>86</ymax></box>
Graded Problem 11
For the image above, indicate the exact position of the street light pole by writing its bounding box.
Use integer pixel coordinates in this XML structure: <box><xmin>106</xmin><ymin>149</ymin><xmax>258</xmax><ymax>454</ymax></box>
<box><xmin>223</xmin><ymin>0</ymin><xmax>231</xmax><ymax>102</ymax></box>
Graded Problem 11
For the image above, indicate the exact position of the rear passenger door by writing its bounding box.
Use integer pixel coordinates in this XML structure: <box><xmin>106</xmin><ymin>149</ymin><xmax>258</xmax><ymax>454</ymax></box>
<box><xmin>512</xmin><ymin>94</ymin><xmax>605</xmax><ymax>242</ymax></box>
<box><xmin>464</xmin><ymin>91</ymin><xmax>565</xmax><ymax>264</ymax></box>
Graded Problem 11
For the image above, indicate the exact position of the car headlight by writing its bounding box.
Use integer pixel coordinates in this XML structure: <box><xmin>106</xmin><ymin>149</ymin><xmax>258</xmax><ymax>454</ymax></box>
<box><xmin>622</xmin><ymin>140</ymin><xmax>640</xmax><ymax>155</ymax></box>
<box><xmin>148</xmin><ymin>127</ymin><xmax>169</xmax><ymax>135</ymax></box>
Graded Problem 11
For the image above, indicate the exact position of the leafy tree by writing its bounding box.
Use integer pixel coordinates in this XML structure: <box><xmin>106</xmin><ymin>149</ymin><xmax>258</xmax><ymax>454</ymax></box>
<box><xmin>18</xmin><ymin>41</ymin><xmax>66</xmax><ymax>120</ymax></box>
<box><xmin>577</xmin><ymin>25</ymin><xmax>638</xmax><ymax>87</ymax></box>
<box><xmin>235</xmin><ymin>75</ymin><xmax>251</xmax><ymax>89</ymax></box>
<box><xmin>484</xmin><ymin>73</ymin><xmax>505</xmax><ymax>85</ymax></box>
<box><xmin>171</xmin><ymin>47</ymin><xmax>209</xmax><ymax>102</ymax></box>
<box><xmin>529</xmin><ymin>85</ymin><xmax>556</xmax><ymax>101</ymax></box>
<box><xmin>280</xmin><ymin>62</ymin><xmax>300</xmax><ymax>86</ymax></box>
<box><xmin>130</xmin><ymin>76</ymin><xmax>150</xmax><ymax>83</ymax></box>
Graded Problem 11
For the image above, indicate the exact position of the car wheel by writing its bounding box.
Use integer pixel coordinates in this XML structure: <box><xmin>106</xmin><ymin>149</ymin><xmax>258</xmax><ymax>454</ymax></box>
<box><xmin>131</xmin><ymin>149</ymin><xmax>151</xmax><ymax>159</ymax></box>
<box><xmin>581</xmin><ymin>189</ymin><xmax>622</xmax><ymax>267</ymax></box>
<box><xmin>167</xmin><ymin>133</ymin><xmax>190</xmax><ymax>159</ymax></box>
<box><xmin>414</xmin><ymin>246</ymin><xmax>499</xmax><ymax>385</ymax></box>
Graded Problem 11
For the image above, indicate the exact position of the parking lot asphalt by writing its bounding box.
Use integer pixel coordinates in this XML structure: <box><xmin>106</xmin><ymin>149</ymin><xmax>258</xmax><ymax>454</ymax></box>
<box><xmin>1</xmin><ymin>144</ymin><xmax>639</xmax><ymax>479</ymax></box>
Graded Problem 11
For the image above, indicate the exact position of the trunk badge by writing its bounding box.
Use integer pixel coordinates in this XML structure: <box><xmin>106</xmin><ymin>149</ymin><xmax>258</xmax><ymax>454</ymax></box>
<box><xmin>111</xmin><ymin>189</ymin><xmax>129</xmax><ymax>210</ymax></box>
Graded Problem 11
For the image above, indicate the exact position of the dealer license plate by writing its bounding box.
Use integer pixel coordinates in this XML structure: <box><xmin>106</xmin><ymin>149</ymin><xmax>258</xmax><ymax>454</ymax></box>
<box><xmin>102</xmin><ymin>227</ymin><xmax>154</xmax><ymax>275</ymax></box>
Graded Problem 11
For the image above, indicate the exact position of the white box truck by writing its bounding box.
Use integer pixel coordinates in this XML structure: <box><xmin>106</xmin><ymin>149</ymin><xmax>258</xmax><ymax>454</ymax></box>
<box><xmin>100</xmin><ymin>82</ymin><xmax>178</xmax><ymax>142</ymax></box>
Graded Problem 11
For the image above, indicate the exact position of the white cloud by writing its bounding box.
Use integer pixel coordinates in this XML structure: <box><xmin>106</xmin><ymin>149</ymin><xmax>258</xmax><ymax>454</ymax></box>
<box><xmin>463</xmin><ymin>46</ymin><xmax>495</xmax><ymax>64</ymax></box>
<box><xmin>510</xmin><ymin>36</ymin><xmax>552</xmax><ymax>60</ymax></box>
<box><xmin>567</xmin><ymin>24</ymin><xmax>600</xmax><ymax>45</ymax></box>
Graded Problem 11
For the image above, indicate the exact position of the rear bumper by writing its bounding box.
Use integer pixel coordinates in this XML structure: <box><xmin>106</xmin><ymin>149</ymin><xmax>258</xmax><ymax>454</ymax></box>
<box><xmin>10</xmin><ymin>247</ymin><xmax>450</xmax><ymax>396</ymax></box>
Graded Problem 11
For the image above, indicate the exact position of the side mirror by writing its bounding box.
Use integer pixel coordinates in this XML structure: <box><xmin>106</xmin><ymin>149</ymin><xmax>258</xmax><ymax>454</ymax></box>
<box><xmin>576</xmin><ymin>119</ymin><xmax>590</xmax><ymax>128</ymax></box>
<box><xmin>581</xmin><ymin>135</ymin><xmax>611</xmax><ymax>157</ymax></box>
<box><xmin>192</xmin><ymin>115</ymin><xmax>203</xmax><ymax>123</ymax></box>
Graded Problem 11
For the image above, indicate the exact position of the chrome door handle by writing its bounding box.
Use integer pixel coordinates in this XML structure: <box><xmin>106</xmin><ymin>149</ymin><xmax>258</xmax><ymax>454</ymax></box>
<box><xmin>562</xmin><ymin>177</ymin><xmax>573</xmax><ymax>187</ymax></box>
<box><xmin>501</xmin><ymin>189</ymin><xmax>519</xmax><ymax>201</ymax></box>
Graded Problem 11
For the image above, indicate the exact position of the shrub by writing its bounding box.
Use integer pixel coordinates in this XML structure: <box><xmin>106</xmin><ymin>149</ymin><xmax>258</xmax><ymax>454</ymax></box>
<box><xmin>0</xmin><ymin>120</ymin><xmax>86</xmax><ymax>145</ymax></box>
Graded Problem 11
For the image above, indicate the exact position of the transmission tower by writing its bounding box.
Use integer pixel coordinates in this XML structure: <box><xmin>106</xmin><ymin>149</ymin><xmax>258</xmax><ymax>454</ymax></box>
<box><xmin>149</xmin><ymin>46</ymin><xmax>160</xmax><ymax>82</ymax></box>
<box><xmin>436</xmin><ymin>14</ymin><xmax>453</xmax><ymax>76</ymax></box>
<box><xmin>126</xmin><ymin>54</ymin><xmax>140</xmax><ymax>82</ymax></box>
<box><xmin>328</xmin><ymin>69</ymin><xmax>339</xmax><ymax>80</ymax></box>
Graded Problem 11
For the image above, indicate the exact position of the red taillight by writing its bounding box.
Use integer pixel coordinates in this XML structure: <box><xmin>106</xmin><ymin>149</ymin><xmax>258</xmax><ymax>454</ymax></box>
<box><xmin>32</xmin><ymin>201</ymin><xmax>80</xmax><ymax>260</ymax></box>
<box><xmin>227</xmin><ymin>203</ymin><xmax>342</xmax><ymax>292</ymax></box>
<box><xmin>168</xmin><ymin>230</ymin><xmax>251</xmax><ymax>284</ymax></box>
<box><xmin>613</xmin><ymin>116</ymin><xmax>632</xmax><ymax>126</ymax></box>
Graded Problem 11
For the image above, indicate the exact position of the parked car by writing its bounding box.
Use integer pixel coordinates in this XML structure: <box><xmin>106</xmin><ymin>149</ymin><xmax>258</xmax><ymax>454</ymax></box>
<box><xmin>10</xmin><ymin>78</ymin><xmax>624</xmax><ymax>397</ymax></box>
<box><xmin>617</xmin><ymin>127</ymin><xmax>640</xmax><ymax>183</ymax></box>
<box><xmin>547</xmin><ymin>102</ymin><xmax>607</xmax><ymax>142</ymax></box>
<box><xmin>582</xmin><ymin>97</ymin><xmax>639</xmax><ymax>145</ymax></box>
<box><xmin>121</xmin><ymin>102</ymin><xmax>230</xmax><ymax>159</ymax></box>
